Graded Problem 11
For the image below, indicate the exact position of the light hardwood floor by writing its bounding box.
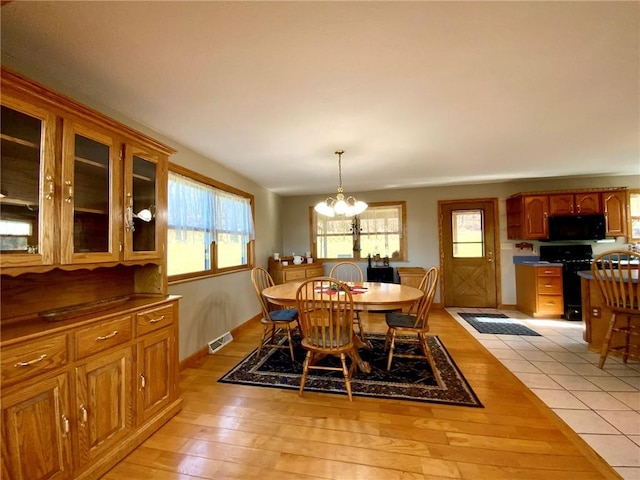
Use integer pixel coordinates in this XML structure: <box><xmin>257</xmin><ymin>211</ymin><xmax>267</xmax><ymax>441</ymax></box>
<box><xmin>104</xmin><ymin>309</ymin><xmax>620</xmax><ymax>479</ymax></box>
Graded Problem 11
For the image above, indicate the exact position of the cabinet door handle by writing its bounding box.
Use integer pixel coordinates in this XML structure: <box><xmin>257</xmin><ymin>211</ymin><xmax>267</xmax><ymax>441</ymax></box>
<box><xmin>14</xmin><ymin>353</ymin><xmax>47</xmax><ymax>368</ymax></box>
<box><xmin>61</xmin><ymin>414</ymin><xmax>70</xmax><ymax>437</ymax></box>
<box><xmin>45</xmin><ymin>175</ymin><xmax>54</xmax><ymax>200</ymax></box>
<box><xmin>96</xmin><ymin>330</ymin><xmax>118</xmax><ymax>341</ymax></box>
<box><xmin>544</xmin><ymin>284</ymin><xmax>553</xmax><ymax>288</ymax></box>
<box><xmin>148</xmin><ymin>315</ymin><xmax>165</xmax><ymax>324</ymax></box>
<box><xmin>64</xmin><ymin>180</ymin><xmax>73</xmax><ymax>203</ymax></box>
<box><xmin>140</xmin><ymin>373</ymin><xmax>146</xmax><ymax>389</ymax></box>
<box><xmin>79</xmin><ymin>405</ymin><xmax>88</xmax><ymax>426</ymax></box>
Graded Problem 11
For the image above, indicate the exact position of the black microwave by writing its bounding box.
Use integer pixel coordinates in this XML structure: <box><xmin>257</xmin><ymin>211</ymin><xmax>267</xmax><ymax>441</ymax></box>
<box><xmin>547</xmin><ymin>214</ymin><xmax>606</xmax><ymax>241</ymax></box>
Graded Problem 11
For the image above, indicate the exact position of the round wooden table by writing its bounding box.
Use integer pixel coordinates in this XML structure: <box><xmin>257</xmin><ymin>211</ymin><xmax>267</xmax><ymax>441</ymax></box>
<box><xmin>262</xmin><ymin>281</ymin><xmax>424</xmax><ymax>374</ymax></box>
<box><xmin>262</xmin><ymin>281</ymin><xmax>424</xmax><ymax>311</ymax></box>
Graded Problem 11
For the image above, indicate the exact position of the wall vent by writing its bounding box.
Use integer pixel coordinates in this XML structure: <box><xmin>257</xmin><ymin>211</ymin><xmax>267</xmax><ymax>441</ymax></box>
<box><xmin>208</xmin><ymin>332</ymin><xmax>233</xmax><ymax>354</ymax></box>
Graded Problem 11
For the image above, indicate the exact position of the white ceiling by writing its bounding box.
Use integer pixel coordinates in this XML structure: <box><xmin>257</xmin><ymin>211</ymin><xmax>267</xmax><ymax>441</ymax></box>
<box><xmin>1</xmin><ymin>1</ymin><xmax>638</xmax><ymax>196</ymax></box>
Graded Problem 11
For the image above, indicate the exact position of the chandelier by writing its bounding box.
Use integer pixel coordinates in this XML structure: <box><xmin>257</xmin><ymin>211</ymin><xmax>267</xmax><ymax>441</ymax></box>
<box><xmin>314</xmin><ymin>150</ymin><xmax>367</xmax><ymax>217</ymax></box>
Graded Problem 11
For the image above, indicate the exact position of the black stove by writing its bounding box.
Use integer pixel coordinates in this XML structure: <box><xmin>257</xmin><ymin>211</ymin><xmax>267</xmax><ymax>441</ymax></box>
<box><xmin>539</xmin><ymin>245</ymin><xmax>593</xmax><ymax>320</ymax></box>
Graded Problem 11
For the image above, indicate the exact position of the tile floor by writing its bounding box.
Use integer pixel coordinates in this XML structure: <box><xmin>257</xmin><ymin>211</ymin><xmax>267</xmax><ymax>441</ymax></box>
<box><xmin>446</xmin><ymin>308</ymin><xmax>640</xmax><ymax>480</ymax></box>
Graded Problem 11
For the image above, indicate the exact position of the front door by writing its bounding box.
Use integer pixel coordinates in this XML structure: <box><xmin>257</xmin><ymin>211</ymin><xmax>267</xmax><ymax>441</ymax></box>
<box><xmin>439</xmin><ymin>199</ymin><xmax>499</xmax><ymax>307</ymax></box>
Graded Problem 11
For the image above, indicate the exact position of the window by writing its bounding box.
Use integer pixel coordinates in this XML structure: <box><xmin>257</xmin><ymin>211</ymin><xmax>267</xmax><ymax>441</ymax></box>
<box><xmin>451</xmin><ymin>209</ymin><xmax>484</xmax><ymax>258</ymax></box>
<box><xmin>312</xmin><ymin>202</ymin><xmax>406</xmax><ymax>261</ymax></box>
<box><xmin>630</xmin><ymin>189</ymin><xmax>640</xmax><ymax>242</ymax></box>
<box><xmin>168</xmin><ymin>165</ymin><xmax>255</xmax><ymax>281</ymax></box>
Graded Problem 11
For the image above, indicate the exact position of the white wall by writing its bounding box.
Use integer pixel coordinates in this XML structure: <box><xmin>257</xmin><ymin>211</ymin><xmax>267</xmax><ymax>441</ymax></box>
<box><xmin>282</xmin><ymin>175</ymin><xmax>639</xmax><ymax>306</ymax></box>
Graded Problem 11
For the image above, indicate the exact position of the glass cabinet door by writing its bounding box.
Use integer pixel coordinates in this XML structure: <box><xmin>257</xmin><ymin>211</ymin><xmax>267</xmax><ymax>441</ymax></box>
<box><xmin>124</xmin><ymin>144</ymin><xmax>165</xmax><ymax>260</ymax></box>
<box><xmin>60</xmin><ymin>121</ymin><xmax>120</xmax><ymax>264</ymax></box>
<box><xmin>0</xmin><ymin>100</ymin><xmax>56</xmax><ymax>267</ymax></box>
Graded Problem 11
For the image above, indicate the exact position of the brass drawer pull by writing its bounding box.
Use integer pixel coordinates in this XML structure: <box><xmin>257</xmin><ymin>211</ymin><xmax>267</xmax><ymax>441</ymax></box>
<box><xmin>148</xmin><ymin>315</ymin><xmax>165</xmax><ymax>324</ymax></box>
<box><xmin>14</xmin><ymin>354</ymin><xmax>47</xmax><ymax>367</ymax></box>
<box><xmin>61</xmin><ymin>414</ymin><xmax>70</xmax><ymax>437</ymax></box>
<box><xmin>96</xmin><ymin>330</ymin><xmax>118</xmax><ymax>341</ymax></box>
<box><xmin>140</xmin><ymin>373</ymin><xmax>146</xmax><ymax>389</ymax></box>
<box><xmin>79</xmin><ymin>405</ymin><xmax>88</xmax><ymax>426</ymax></box>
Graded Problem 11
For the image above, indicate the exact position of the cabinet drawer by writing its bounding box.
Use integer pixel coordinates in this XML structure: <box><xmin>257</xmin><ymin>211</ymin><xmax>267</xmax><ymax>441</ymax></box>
<box><xmin>536</xmin><ymin>276</ymin><xmax>563</xmax><ymax>294</ymax></box>
<box><xmin>305</xmin><ymin>266</ymin><xmax>324</xmax><ymax>278</ymax></box>
<box><xmin>136</xmin><ymin>304</ymin><xmax>175</xmax><ymax>336</ymax></box>
<box><xmin>1</xmin><ymin>334</ymin><xmax>68</xmax><ymax>387</ymax></box>
<box><xmin>537</xmin><ymin>266</ymin><xmax>561</xmax><ymax>277</ymax></box>
<box><xmin>284</xmin><ymin>269</ymin><xmax>306</xmax><ymax>282</ymax></box>
<box><xmin>75</xmin><ymin>315</ymin><xmax>133</xmax><ymax>359</ymax></box>
<box><xmin>537</xmin><ymin>295</ymin><xmax>563</xmax><ymax>314</ymax></box>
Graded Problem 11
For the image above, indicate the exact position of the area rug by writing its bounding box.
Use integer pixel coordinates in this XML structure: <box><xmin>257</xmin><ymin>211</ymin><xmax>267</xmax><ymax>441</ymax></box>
<box><xmin>218</xmin><ymin>333</ymin><xmax>483</xmax><ymax>407</ymax></box>
<box><xmin>458</xmin><ymin>312</ymin><xmax>541</xmax><ymax>336</ymax></box>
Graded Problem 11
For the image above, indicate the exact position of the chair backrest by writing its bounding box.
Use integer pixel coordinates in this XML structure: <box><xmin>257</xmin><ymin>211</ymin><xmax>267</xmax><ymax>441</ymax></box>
<box><xmin>329</xmin><ymin>261</ymin><xmax>364</xmax><ymax>283</ymax></box>
<box><xmin>251</xmin><ymin>267</ymin><xmax>276</xmax><ymax>319</ymax></box>
<box><xmin>295</xmin><ymin>277</ymin><xmax>355</xmax><ymax>351</ymax></box>
<box><xmin>591</xmin><ymin>250</ymin><xmax>640</xmax><ymax>313</ymax></box>
<box><xmin>410</xmin><ymin>267</ymin><xmax>439</xmax><ymax>329</ymax></box>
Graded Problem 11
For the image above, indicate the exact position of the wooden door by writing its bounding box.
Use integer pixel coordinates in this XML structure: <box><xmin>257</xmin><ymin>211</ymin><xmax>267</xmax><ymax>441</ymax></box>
<box><xmin>1</xmin><ymin>373</ymin><xmax>72</xmax><ymax>480</ymax></box>
<box><xmin>439</xmin><ymin>199</ymin><xmax>499</xmax><ymax>307</ymax></box>
<box><xmin>523</xmin><ymin>195</ymin><xmax>549</xmax><ymax>239</ymax></box>
<box><xmin>74</xmin><ymin>347</ymin><xmax>133</xmax><ymax>468</ymax></box>
<box><xmin>136</xmin><ymin>328</ymin><xmax>174</xmax><ymax>424</ymax></box>
<box><xmin>603</xmin><ymin>190</ymin><xmax>627</xmax><ymax>237</ymax></box>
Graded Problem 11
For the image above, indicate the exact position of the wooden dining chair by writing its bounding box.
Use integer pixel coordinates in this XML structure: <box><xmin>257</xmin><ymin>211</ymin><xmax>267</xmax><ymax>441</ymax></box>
<box><xmin>384</xmin><ymin>267</ymin><xmax>439</xmax><ymax>371</ymax></box>
<box><xmin>295</xmin><ymin>277</ymin><xmax>359</xmax><ymax>401</ymax></box>
<box><xmin>590</xmin><ymin>250</ymin><xmax>640</xmax><ymax>369</ymax></box>
<box><xmin>329</xmin><ymin>261</ymin><xmax>365</xmax><ymax>338</ymax></box>
<box><xmin>250</xmin><ymin>267</ymin><xmax>298</xmax><ymax>361</ymax></box>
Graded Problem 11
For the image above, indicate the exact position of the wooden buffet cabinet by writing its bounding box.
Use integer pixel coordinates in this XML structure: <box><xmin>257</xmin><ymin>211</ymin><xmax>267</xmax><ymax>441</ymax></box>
<box><xmin>0</xmin><ymin>68</ymin><xmax>182</xmax><ymax>479</ymax></box>
<box><xmin>507</xmin><ymin>188</ymin><xmax>628</xmax><ymax>240</ymax></box>
<box><xmin>268</xmin><ymin>257</ymin><xmax>324</xmax><ymax>284</ymax></box>
<box><xmin>515</xmin><ymin>263</ymin><xmax>564</xmax><ymax>318</ymax></box>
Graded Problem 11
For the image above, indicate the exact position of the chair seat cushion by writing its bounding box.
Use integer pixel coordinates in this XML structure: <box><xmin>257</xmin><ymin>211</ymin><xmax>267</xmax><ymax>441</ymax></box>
<box><xmin>269</xmin><ymin>308</ymin><xmax>298</xmax><ymax>322</ymax></box>
<box><xmin>385</xmin><ymin>312</ymin><xmax>417</xmax><ymax>328</ymax></box>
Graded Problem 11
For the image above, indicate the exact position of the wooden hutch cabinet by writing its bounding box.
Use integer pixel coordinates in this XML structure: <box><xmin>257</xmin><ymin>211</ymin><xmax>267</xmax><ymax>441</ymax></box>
<box><xmin>0</xmin><ymin>68</ymin><xmax>181</xmax><ymax>480</ymax></box>
<box><xmin>268</xmin><ymin>257</ymin><xmax>324</xmax><ymax>284</ymax></box>
<box><xmin>507</xmin><ymin>188</ymin><xmax>628</xmax><ymax>240</ymax></box>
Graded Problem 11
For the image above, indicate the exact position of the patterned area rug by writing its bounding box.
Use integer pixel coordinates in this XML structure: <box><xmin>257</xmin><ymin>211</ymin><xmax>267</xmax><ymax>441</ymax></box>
<box><xmin>458</xmin><ymin>312</ymin><xmax>541</xmax><ymax>336</ymax></box>
<box><xmin>218</xmin><ymin>333</ymin><xmax>482</xmax><ymax>407</ymax></box>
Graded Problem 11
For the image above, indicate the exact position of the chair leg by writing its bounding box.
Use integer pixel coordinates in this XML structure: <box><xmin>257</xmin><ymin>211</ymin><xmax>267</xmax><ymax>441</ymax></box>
<box><xmin>257</xmin><ymin>323</ymin><xmax>269</xmax><ymax>356</ymax></box>
<box><xmin>598</xmin><ymin>313</ymin><xmax>618</xmax><ymax>369</ymax></box>
<box><xmin>299</xmin><ymin>351</ymin><xmax>312</xmax><ymax>397</ymax></box>
<box><xmin>622</xmin><ymin>315</ymin><xmax>631</xmax><ymax>364</ymax></box>
<box><xmin>386</xmin><ymin>330</ymin><xmax>397</xmax><ymax>371</ymax></box>
<box><xmin>419</xmin><ymin>333</ymin><xmax>436</xmax><ymax>371</ymax></box>
<box><xmin>340</xmin><ymin>353</ymin><xmax>353</xmax><ymax>401</ymax></box>
<box><xmin>285</xmin><ymin>323</ymin><xmax>295</xmax><ymax>361</ymax></box>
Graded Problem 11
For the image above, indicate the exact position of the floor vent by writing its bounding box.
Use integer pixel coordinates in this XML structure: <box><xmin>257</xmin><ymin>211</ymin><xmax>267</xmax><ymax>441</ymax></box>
<box><xmin>208</xmin><ymin>332</ymin><xmax>233</xmax><ymax>354</ymax></box>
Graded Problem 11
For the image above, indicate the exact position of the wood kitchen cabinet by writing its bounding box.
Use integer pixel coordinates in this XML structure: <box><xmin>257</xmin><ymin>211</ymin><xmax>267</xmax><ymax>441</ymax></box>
<box><xmin>0</xmin><ymin>296</ymin><xmax>181</xmax><ymax>480</ymax></box>
<box><xmin>602</xmin><ymin>190</ymin><xmax>627</xmax><ymax>237</ymax></box>
<box><xmin>507</xmin><ymin>188</ymin><xmax>628</xmax><ymax>240</ymax></box>
<box><xmin>506</xmin><ymin>194</ymin><xmax>549</xmax><ymax>240</ymax></box>
<box><xmin>549</xmin><ymin>192</ymin><xmax>600</xmax><ymax>216</ymax></box>
<box><xmin>1</xmin><ymin>69</ymin><xmax>181</xmax><ymax>480</ymax></box>
<box><xmin>515</xmin><ymin>264</ymin><xmax>563</xmax><ymax>318</ymax></box>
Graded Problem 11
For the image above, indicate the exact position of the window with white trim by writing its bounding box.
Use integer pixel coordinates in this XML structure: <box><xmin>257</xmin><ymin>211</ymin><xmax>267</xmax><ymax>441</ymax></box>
<box><xmin>312</xmin><ymin>202</ymin><xmax>406</xmax><ymax>261</ymax></box>
<box><xmin>168</xmin><ymin>167</ymin><xmax>254</xmax><ymax>280</ymax></box>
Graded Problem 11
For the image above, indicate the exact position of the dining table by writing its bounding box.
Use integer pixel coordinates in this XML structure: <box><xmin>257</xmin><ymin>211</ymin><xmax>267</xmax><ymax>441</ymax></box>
<box><xmin>262</xmin><ymin>280</ymin><xmax>425</xmax><ymax>373</ymax></box>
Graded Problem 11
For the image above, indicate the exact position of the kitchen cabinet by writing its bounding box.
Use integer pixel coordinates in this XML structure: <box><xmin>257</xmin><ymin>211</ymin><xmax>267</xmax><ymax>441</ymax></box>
<box><xmin>549</xmin><ymin>192</ymin><xmax>600</xmax><ymax>216</ymax></box>
<box><xmin>268</xmin><ymin>257</ymin><xmax>324</xmax><ymax>284</ymax></box>
<box><xmin>602</xmin><ymin>190</ymin><xmax>627</xmax><ymax>237</ymax></box>
<box><xmin>0</xmin><ymin>69</ymin><xmax>180</xmax><ymax>480</ymax></box>
<box><xmin>515</xmin><ymin>264</ymin><xmax>563</xmax><ymax>318</ymax></box>
<box><xmin>0</xmin><ymin>68</ymin><xmax>172</xmax><ymax>274</ymax></box>
<box><xmin>0</xmin><ymin>296</ymin><xmax>181</xmax><ymax>480</ymax></box>
<box><xmin>1</xmin><ymin>373</ymin><xmax>73</xmax><ymax>480</ymax></box>
<box><xmin>507</xmin><ymin>188</ymin><xmax>628</xmax><ymax>240</ymax></box>
<box><xmin>506</xmin><ymin>194</ymin><xmax>549</xmax><ymax>240</ymax></box>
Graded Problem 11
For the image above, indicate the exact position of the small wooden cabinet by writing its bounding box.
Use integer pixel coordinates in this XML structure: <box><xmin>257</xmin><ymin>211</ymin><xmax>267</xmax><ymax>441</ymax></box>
<box><xmin>506</xmin><ymin>195</ymin><xmax>549</xmax><ymax>240</ymax></box>
<box><xmin>515</xmin><ymin>264</ymin><xmax>563</xmax><ymax>318</ymax></box>
<box><xmin>549</xmin><ymin>192</ymin><xmax>600</xmax><ymax>216</ymax></box>
<box><xmin>268</xmin><ymin>257</ymin><xmax>324</xmax><ymax>284</ymax></box>
<box><xmin>602</xmin><ymin>190</ymin><xmax>627</xmax><ymax>237</ymax></box>
<box><xmin>397</xmin><ymin>267</ymin><xmax>426</xmax><ymax>289</ymax></box>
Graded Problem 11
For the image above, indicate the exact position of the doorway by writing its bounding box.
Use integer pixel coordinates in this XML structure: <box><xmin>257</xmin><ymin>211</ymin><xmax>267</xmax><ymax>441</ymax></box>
<box><xmin>439</xmin><ymin>199</ymin><xmax>500</xmax><ymax>308</ymax></box>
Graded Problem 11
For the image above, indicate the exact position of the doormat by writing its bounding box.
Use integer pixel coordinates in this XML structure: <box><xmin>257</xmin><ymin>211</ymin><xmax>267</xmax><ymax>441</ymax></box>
<box><xmin>218</xmin><ymin>333</ymin><xmax>482</xmax><ymax>407</ymax></box>
<box><xmin>458</xmin><ymin>312</ymin><xmax>541</xmax><ymax>336</ymax></box>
